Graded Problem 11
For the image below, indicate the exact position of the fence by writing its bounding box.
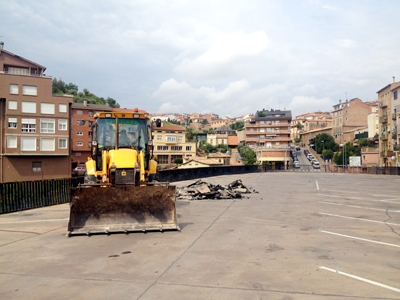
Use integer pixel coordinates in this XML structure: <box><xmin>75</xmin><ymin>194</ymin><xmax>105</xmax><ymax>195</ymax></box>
<box><xmin>0</xmin><ymin>177</ymin><xmax>84</xmax><ymax>214</ymax></box>
<box><xmin>329</xmin><ymin>166</ymin><xmax>400</xmax><ymax>175</ymax></box>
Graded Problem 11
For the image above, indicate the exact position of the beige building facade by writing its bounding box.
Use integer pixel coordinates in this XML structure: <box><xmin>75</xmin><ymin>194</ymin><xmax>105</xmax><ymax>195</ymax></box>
<box><xmin>152</xmin><ymin>124</ymin><xmax>196</xmax><ymax>166</ymax></box>
<box><xmin>332</xmin><ymin>98</ymin><xmax>372</xmax><ymax>144</ymax></box>
<box><xmin>377</xmin><ymin>79</ymin><xmax>400</xmax><ymax>166</ymax></box>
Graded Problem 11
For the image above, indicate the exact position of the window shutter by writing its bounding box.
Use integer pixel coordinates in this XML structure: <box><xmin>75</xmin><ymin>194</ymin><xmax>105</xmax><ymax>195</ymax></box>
<box><xmin>21</xmin><ymin>137</ymin><xmax>37</xmax><ymax>151</ymax></box>
<box><xmin>21</xmin><ymin>102</ymin><xmax>37</xmax><ymax>113</ymax></box>
<box><xmin>41</xmin><ymin>103</ymin><xmax>55</xmax><ymax>114</ymax></box>
<box><xmin>41</xmin><ymin>138</ymin><xmax>55</xmax><ymax>151</ymax></box>
<box><xmin>22</xmin><ymin>85</ymin><xmax>37</xmax><ymax>96</ymax></box>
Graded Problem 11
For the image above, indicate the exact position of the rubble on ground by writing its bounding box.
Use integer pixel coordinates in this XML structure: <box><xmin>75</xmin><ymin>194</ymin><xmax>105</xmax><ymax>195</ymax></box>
<box><xmin>176</xmin><ymin>179</ymin><xmax>258</xmax><ymax>200</ymax></box>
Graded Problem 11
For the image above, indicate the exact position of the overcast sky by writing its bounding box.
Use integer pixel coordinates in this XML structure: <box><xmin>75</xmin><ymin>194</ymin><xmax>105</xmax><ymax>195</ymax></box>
<box><xmin>2</xmin><ymin>0</ymin><xmax>400</xmax><ymax>118</ymax></box>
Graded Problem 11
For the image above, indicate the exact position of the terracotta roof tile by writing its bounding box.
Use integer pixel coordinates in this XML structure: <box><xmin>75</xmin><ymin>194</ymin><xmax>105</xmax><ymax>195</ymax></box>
<box><xmin>152</xmin><ymin>124</ymin><xmax>185</xmax><ymax>131</ymax></box>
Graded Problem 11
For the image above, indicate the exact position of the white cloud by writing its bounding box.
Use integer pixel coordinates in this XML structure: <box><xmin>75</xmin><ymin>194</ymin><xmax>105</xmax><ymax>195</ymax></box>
<box><xmin>174</xmin><ymin>31</ymin><xmax>270</xmax><ymax>79</ymax></box>
<box><xmin>334</xmin><ymin>39</ymin><xmax>357</xmax><ymax>48</ymax></box>
<box><xmin>323</xmin><ymin>4</ymin><xmax>338</xmax><ymax>11</ymax></box>
<box><xmin>288</xmin><ymin>96</ymin><xmax>333</xmax><ymax>116</ymax></box>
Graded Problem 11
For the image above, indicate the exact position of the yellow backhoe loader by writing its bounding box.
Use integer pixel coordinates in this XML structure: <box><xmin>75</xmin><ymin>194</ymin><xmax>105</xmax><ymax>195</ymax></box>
<box><xmin>67</xmin><ymin>109</ymin><xmax>178</xmax><ymax>236</ymax></box>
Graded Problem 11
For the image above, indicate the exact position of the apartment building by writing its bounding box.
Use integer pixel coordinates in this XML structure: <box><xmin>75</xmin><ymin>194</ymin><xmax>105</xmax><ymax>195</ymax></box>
<box><xmin>0</xmin><ymin>46</ymin><xmax>73</xmax><ymax>182</ymax></box>
<box><xmin>71</xmin><ymin>102</ymin><xmax>112</xmax><ymax>169</ymax></box>
<box><xmin>207</xmin><ymin>125</ymin><xmax>235</xmax><ymax>146</ymax></box>
<box><xmin>332</xmin><ymin>98</ymin><xmax>372</xmax><ymax>144</ymax></box>
<box><xmin>393</xmin><ymin>85</ymin><xmax>400</xmax><ymax>166</ymax></box>
<box><xmin>152</xmin><ymin>124</ymin><xmax>196</xmax><ymax>166</ymax></box>
<box><xmin>290</xmin><ymin>111</ymin><xmax>331</xmax><ymax>140</ymax></box>
<box><xmin>377</xmin><ymin>79</ymin><xmax>400</xmax><ymax>167</ymax></box>
<box><xmin>245</xmin><ymin>109</ymin><xmax>292</xmax><ymax>169</ymax></box>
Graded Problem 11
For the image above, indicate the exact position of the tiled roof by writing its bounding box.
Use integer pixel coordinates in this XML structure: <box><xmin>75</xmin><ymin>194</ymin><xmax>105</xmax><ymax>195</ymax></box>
<box><xmin>214</xmin><ymin>125</ymin><xmax>234</xmax><ymax>132</ymax></box>
<box><xmin>185</xmin><ymin>157</ymin><xmax>223</xmax><ymax>165</ymax></box>
<box><xmin>208</xmin><ymin>152</ymin><xmax>230</xmax><ymax>158</ymax></box>
<box><xmin>152</xmin><ymin>124</ymin><xmax>186</xmax><ymax>131</ymax></box>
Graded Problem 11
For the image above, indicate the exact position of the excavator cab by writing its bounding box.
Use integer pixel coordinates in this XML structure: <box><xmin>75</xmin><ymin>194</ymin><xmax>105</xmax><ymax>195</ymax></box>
<box><xmin>67</xmin><ymin>110</ymin><xmax>178</xmax><ymax>236</ymax></box>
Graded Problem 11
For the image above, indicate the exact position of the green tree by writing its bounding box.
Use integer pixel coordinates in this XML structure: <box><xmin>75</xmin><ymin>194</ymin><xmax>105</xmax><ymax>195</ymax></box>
<box><xmin>174</xmin><ymin>158</ymin><xmax>183</xmax><ymax>164</ymax></box>
<box><xmin>202</xmin><ymin>119</ymin><xmax>209</xmax><ymax>125</ymax></box>
<box><xmin>229</xmin><ymin>122</ymin><xmax>244</xmax><ymax>131</ymax></box>
<box><xmin>258</xmin><ymin>111</ymin><xmax>266</xmax><ymax>117</ymax></box>
<box><xmin>310</xmin><ymin>133</ymin><xmax>338</xmax><ymax>154</ymax></box>
<box><xmin>186</xmin><ymin>127</ymin><xmax>195</xmax><ymax>141</ymax></box>
<box><xmin>296</xmin><ymin>122</ymin><xmax>304</xmax><ymax>129</ymax></box>
<box><xmin>238</xmin><ymin>144</ymin><xmax>256</xmax><ymax>165</ymax></box>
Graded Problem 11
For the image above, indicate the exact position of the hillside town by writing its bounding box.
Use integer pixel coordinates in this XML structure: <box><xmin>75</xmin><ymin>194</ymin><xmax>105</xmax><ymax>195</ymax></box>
<box><xmin>1</xmin><ymin>45</ymin><xmax>399</xmax><ymax>182</ymax></box>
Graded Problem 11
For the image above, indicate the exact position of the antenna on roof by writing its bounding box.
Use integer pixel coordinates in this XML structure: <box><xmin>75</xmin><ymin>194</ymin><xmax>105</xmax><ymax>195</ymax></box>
<box><xmin>0</xmin><ymin>36</ymin><xmax>4</xmax><ymax>49</ymax></box>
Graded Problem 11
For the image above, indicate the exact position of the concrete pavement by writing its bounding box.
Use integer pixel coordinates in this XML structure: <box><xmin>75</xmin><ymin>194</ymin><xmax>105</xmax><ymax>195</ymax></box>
<box><xmin>0</xmin><ymin>173</ymin><xmax>399</xmax><ymax>299</ymax></box>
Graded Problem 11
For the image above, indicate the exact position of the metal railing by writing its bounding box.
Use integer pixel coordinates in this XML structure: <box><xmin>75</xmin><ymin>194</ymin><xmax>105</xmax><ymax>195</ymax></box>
<box><xmin>0</xmin><ymin>177</ymin><xmax>84</xmax><ymax>214</ymax></box>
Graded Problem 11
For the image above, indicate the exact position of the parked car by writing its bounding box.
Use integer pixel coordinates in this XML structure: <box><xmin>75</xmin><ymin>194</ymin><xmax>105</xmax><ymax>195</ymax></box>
<box><xmin>307</xmin><ymin>154</ymin><xmax>314</xmax><ymax>161</ymax></box>
<box><xmin>294</xmin><ymin>161</ymin><xmax>300</xmax><ymax>168</ymax></box>
<box><xmin>74</xmin><ymin>167</ymin><xmax>86</xmax><ymax>174</ymax></box>
<box><xmin>296</xmin><ymin>146</ymin><xmax>301</xmax><ymax>151</ymax></box>
<box><xmin>312</xmin><ymin>162</ymin><xmax>320</xmax><ymax>169</ymax></box>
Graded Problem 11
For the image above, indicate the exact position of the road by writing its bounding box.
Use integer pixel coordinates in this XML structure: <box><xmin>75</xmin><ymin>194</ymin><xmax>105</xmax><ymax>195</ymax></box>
<box><xmin>1</xmin><ymin>173</ymin><xmax>399</xmax><ymax>299</ymax></box>
<box><xmin>292</xmin><ymin>147</ymin><xmax>324</xmax><ymax>172</ymax></box>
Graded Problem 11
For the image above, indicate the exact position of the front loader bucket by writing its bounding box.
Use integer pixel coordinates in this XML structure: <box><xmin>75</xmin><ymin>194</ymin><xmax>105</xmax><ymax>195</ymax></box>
<box><xmin>67</xmin><ymin>184</ymin><xmax>178</xmax><ymax>235</ymax></box>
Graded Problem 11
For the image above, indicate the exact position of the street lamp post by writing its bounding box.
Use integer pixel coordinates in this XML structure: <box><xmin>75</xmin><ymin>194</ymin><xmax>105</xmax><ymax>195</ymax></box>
<box><xmin>322</xmin><ymin>140</ymin><xmax>325</xmax><ymax>161</ymax></box>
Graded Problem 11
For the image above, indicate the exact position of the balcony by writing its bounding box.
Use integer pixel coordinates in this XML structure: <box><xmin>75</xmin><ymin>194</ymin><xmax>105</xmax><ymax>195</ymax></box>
<box><xmin>379</xmin><ymin>115</ymin><xmax>388</xmax><ymax>123</ymax></box>
<box><xmin>392</xmin><ymin>113</ymin><xmax>397</xmax><ymax>121</ymax></box>
<box><xmin>394</xmin><ymin>144</ymin><xmax>400</xmax><ymax>151</ymax></box>
<box><xmin>380</xmin><ymin>133</ymin><xmax>388</xmax><ymax>141</ymax></box>
<box><xmin>379</xmin><ymin>102</ymin><xmax>387</xmax><ymax>108</ymax></box>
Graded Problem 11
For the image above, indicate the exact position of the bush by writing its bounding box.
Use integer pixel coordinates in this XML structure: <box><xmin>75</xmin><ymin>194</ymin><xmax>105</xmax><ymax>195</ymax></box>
<box><xmin>294</xmin><ymin>138</ymin><xmax>300</xmax><ymax>143</ymax></box>
<box><xmin>174</xmin><ymin>158</ymin><xmax>183</xmax><ymax>164</ymax></box>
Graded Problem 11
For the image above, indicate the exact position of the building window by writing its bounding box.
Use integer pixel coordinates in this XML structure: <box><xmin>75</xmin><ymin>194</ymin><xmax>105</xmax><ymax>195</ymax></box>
<box><xmin>260</xmin><ymin>128</ymin><xmax>265</xmax><ymax>132</ymax></box>
<box><xmin>10</xmin><ymin>84</ymin><xmax>18</xmax><ymax>95</ymax></box>
<box><xmin>76</xmin><ymin>110</ymin><xmax>83</xmax><ymax>115</ymax></box>
<box><xmin>59</xmin><ymin>104</ymin><xmax>67</xmax><ymax>113</ymax></box>
<box><xmin>21</xmin><ymin>118</ymin><xmax>36</xmax><ymax>133</ymax></box>
<box><xmin>32</xmin><ymin>162</ymin><xmax>42</xmax><ymax>172</ymax></box>
<box><xmin>41</xmin><ymin>103</ymin><xmax>55</xmax><ymax>114</ymax></box>
<box><xmin>59</xmin><ymin>138</ymin><xmax>67</xmax><ymax>149</ymax></box>
<box><xmin>275</xmin><ymin>121</ymin><xmax>280</xmax><ymax>124</ymax></box>
<box><xmin>157</xmin><ymin>155</ymin><xmax>169</xmax><ymax>164</ymax></box>
<box><xmin>157</xmin><ymin>135</ymin><xmax>162</xmax><ymax>140</ymax></box>
<box><xmin>276</xmin><ymin>142</ymin><xmax>280</xmax><ymax>145</ymax></box>
<box><xmin>89</xmin><ymin>131</ymin><xmax>93</xmax><ymax>137</ymax></box>
<box><xmin>186</xmin><ymin>146</ymin><xmax>192</xmax><ymax>151</ymax></box>
<box><xmin>88</xmin><ymin>111</ymin><xmax>93</xmax><ymax>117</ymax></box>
<box><xmin>8</xmin><ymin>100</ymin><xmax>17</xmax><ymax>110</ymax></box>
<box><xmin>77</xmin><ymin>131</ymin><xmax>83</xmax><ymax>136</ymax></box>
<box><xmin>260</xmin><ymin>121</ymin><xmax>264</xmax><ymax>125</ymax></box>
<box><xmin>166</xmin><ymin>135</ymin><xmax>176</xmax><ymax>142</ymax></box>
<box><xmin>157</xmin><ymin>146</ymin><xmax>163</xmax><ymax>151</ymax></box>
<box><xmin>58</xmin><ymin>119</ymin><xmax>67</xmax><ymax>130</ymax></box>
<box><xmin>21</xmin><ymin>101</ymin><xmax>36</xmax><ymax>113</ymax></box>
<box><xmin>40</xmin><ymin>119</ymin><xmax>55</xmax><ymax>133</ymax></box>
<box><xmin>40</xmin><ymin>138</ymin><xmax>55</xmax><ymax>151</ymax></box>
<box><xmin>76</xmin><ymin>121</ymin><xmax>81</xmax><ymax>125</ymax></box>
<box><xmin>75</xmin><ymin>152</ymin><xmax>82</xmax><ymax>156</ymax></box>
<box><xmin>88</xmin><ymin>142</ymin><xmax>92</xmax><ymax>147</ymax></box>
<box><xmin>8</xmin><ymin>118</ymin><xmax>17</xmax><ymax>129</ymax></box>
<box><xmin>163</xmin><ymin>146</ymin><xmax>168</xmax><ymax>150</ymax></box>
<box><xmin>171</xmin><ymin>146</ymin><xmax>182</xmax><ymax>151</ymax></box>
<box><xmin>178</xmin><ymin>136</ymin><xmax>183</xmax><ymax>141</ymax></box>
<box><xmin>7</xmin><ymin>136</ymin><xmax>17</xmax><ymax>148</ymax></box>
<box><xmin>76</xmin><ymin>142</ymin><xmax>83</xmax><ymax>146</ymax></box>
<box><xmin>22</xmin><ymin>85</ymin><xmax>37</xmax><ymax>96</ymax></box>
<box><xmin>21</xmin><ymin>137</ymin><xmax>36</xmax><ymax>151</ymax></box>
<box><xmin>88</xmin><ymin>121</ymin><xmax>93</xmax><ymax>127</ymax></box>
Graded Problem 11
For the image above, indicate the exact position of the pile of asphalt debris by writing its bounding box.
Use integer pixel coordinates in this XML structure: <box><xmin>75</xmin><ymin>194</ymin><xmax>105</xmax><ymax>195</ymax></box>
<box><xmin>176</xmin><ymin>179</ymin><xmax>258</xmax><ymax>200</ymax></box>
